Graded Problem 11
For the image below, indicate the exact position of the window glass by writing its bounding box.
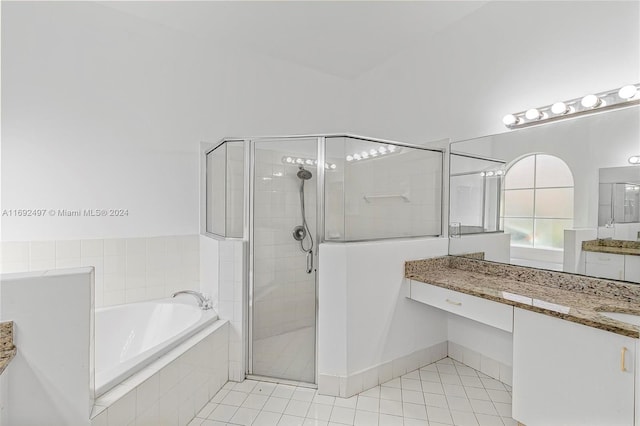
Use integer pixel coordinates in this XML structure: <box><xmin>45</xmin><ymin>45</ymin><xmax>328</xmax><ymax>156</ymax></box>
<box><xmin>504</xmin><ymin>189</ymin><xmax>534</xmax><ymax>217</ymax></box>
<box><xmin>504</xmin><ymin>155</ymin><xmax>535</xmax><ymax>189</ymax></box>
<box><xmin>535</xmin><ymin>188</ymin><xmax>573</xmax><ymax>219</ymax></box>
<box><xmin>502</xmin><ymin>154</ymin><xmax>574</xmax><ymax>249</ymax></box>
<box><xmin>534</xmin><ymin>219</ymin><xmax>574</xmax><ymax>250</ymax></box>
<box><xmin>535</xmin><ymin>154</ymin><xmax>574</xmax><ymax>188</ymax></box>
<box><xmin>504</xmin><ymin>218</ymin><xmax>534</xmax><ymax>247</ymax></box>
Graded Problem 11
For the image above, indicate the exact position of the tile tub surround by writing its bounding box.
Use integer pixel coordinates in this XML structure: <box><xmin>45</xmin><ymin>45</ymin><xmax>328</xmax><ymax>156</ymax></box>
<box><xmin>0</xmin><ymin>235</ymin><xmax>200</xmax><ymax>307</ymax></box>
<box><xmin>582</xmin><ymin>239</ymin><xmax>640</xmax><ymax>256</ymax></box>
<box><xmin>406</xmin><ymin>256</ymin><xmax>640</xmax><ymax>338</ymax></box>
<box><xmin>91</xmin><ymin>320</ymin><xmax>229</xmax><ymax>426</ymax></box>
<box><xmin>0</xmin><ymin>322</ymin><xmax>16</xmax><ymax>375</ymax></box>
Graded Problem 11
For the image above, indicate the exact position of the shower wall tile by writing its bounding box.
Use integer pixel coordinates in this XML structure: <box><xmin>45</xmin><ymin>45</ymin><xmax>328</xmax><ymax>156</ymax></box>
<box><xmin>0</xmin><ymin>234</ymin><xmax>200</xmax><ymax>308</ymax></box>
<box><xmin>218</xmin><ymin>239</ymin><xmax>245</xmax><ymax>382</ymax></box>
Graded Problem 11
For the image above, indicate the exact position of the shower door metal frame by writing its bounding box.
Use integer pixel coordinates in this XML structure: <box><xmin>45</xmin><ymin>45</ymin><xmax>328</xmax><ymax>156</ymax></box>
<box><xmin>209</xmin><ymin>134</ymin><xmax>446</xmax><ymax>387</ymax></box>
<box><xmin>246</xmin><ymin>136</ymin><xmax>323</xmax><ymax>386</ymax></box>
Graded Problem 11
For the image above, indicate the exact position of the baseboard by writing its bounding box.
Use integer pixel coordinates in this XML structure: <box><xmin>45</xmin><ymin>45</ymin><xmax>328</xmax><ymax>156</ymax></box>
<box><xmin>318</xmin><ymin>339</ymin><xmax>512</xmax><ymax>398</ymax></box>
<box><xmin>447</xmin><ymin>341</ymin><xmax>512</xmax><ymax>386</ymax></box>
<box><xmin>318</xmin><ymin>341</ymin><xmax>448</xmax><ymax>397</ymax></box>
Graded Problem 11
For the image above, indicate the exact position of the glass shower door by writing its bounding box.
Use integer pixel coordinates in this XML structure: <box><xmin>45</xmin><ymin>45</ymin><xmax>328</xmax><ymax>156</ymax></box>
<box><xmin>250</xmin><ymin>138</ymin><xmax>317</xmax><ymax>383</ymax></box>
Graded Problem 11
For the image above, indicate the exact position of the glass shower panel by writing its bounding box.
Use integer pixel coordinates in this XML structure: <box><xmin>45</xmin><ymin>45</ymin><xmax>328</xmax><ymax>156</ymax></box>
<box><xmin>206</xmin><ymin>143</ymin><xmax>227</xmax><ymax>236</ymax></box>
<box><xmin>251</xmin><ymin>138</ymin><xmax>317</xmax><ymax>383</ymax></box>
<box><xmin>325</xmin><ymin>137</ymin><xmax>442</xmax><ymax>241</ymax></box>
<box><xmin>205</xmin><ymin>141</ymin><xmax>245</xmax><ymax>238</ymax></box>
<box><xmin>449</xmin><ymin>154</ymin><xmax>504</xmax><ymax>234</ymax></box>
<box><xmin>225</xmin><ymin>141</ymin><xmax>245</xmax><ymax>238</ymax></box>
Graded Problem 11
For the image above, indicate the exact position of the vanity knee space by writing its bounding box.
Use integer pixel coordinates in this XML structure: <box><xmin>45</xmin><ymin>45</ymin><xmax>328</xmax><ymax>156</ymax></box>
<box><xmin>406</xmin><ymin>256</ymin><xmax>640</xmax><ymax>425</ymax></box>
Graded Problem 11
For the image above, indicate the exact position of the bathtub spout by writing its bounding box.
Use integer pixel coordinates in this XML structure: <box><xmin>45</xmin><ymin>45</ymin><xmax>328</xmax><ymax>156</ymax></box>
<box><xmin>171</xmin><ymin>290</ymin><xmax>213</xmax><ymax>310</ymax></box>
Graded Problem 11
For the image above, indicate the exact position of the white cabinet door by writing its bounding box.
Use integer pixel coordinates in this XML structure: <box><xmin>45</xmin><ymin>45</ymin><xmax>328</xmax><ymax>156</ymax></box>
<box><xmin>513</xmin><ymin>308</ymin><xmax>635</xmax><ymax>426</ymax></box>
<box><xmin>625</xmin><ymin>255</ymin><xmax>640</xmax><ymax>283</ymax></box>
<box><xmin>585</xmin><ymin>252</ymin><xmax>625</xmax><ymax>281</ymax></box>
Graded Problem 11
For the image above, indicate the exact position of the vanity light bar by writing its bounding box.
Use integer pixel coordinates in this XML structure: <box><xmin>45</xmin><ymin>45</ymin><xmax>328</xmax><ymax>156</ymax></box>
<box><xmin>503</xmin><ymin>83</ymin><xmax>640</xmax><ymax>129</ymax></box>
<box><xmin>346</xmin><ymin>144</ymin><xmax>400</xmax><ymax>162</ymax></box>
<box><xmin>480</xmin><ymin>169</ymin><xmax>504</xmax><ymax>177</ymax></box>
<box><xmin>282</xmin><ymin>156</ymin><xmax>336</xmax><ymax>170</ymax></box>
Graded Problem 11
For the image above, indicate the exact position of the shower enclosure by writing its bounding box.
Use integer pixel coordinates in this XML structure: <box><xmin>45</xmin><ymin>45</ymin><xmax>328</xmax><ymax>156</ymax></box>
<box><xmin>204</xmin><ymin>135</ymin><xmax>443</xmax><ymax>385</ymax></box>
<box><xmin>449</xmin><ymin>153</ymin><xmax>504</xmax><ymax>235</ymax></box>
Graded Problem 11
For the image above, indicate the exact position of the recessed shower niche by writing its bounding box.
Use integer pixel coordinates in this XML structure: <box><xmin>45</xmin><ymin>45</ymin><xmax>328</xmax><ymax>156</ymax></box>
<box><xmin>204</xmin><ymin>135</ymin><xmax>443</xmax><ymax>384</ymax></box>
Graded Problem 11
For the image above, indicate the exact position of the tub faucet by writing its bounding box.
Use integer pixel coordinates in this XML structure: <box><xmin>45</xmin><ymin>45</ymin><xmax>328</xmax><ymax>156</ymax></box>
<box><xmin>172</xmin><ymin>290</ymin><xmax>213</xmax><ymax>310</ymax></box>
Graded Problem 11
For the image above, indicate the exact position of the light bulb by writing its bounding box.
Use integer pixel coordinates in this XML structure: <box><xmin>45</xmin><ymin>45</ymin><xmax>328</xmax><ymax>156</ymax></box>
<box><xmin>502</xmin><ymin>114</ymin><xmax>519</xmax><ymax>126</ymax></box>
<box><xmin>525</xmin><ymin>108</ymin><xmax>542</xmax><ymax>120</ymax></box>
<box><xmin>305</xmin><ymin>159</ymin><xmax>313</xmax><ymax>165</ymax></box>
<box><xmin>325</xmin><ymin>163</ymin><xmax>329</xmax><ymax>169</ymax></box>
<box><xmin>480</xmin><ymin>172</ymin><xmax>486</xmax><ymax>177</ymax></box>
<box><xmin>346</xmin><ymin>155</ymin><xmax>353</xmax><ymax>162</ymax></box>
<box><xmin>353</xmin><ymin>154</ymin><xmax>361</xmax><ymax>160</ymax></box>
<box><xmin>496</xmin><ymin>170</ymin><xmax>504</xmax><ymax>176</ymax></box>
<box><xmin>361</xmin><ymin>151</ymin><xmax>369</xmax><ymax>158</ymax></box>
<box><xmin>378</xmin><ymin>147</ymin><xmax>387</xmax><ymax>154</ymax></box>
<box><xmin>388</xmin><ymin>145</ymin><xmax>396</xmax><ymax>152</ymax></box>
<box><xmin>581</xmin><ymin>94</ymin><xmax>601</xmax><ymax>108</ymax></box>
<box><xmin>370</xmin><ymin>149</ymin><xmax>377</xmax><ymax>155</ymax></box>
<box><xmin>296</xmin><ymin>158</ymin><xmax>304</xmax><ymax>164</ymax></box>
<box><xmin>551</xmin><ymin>102</ymin><xmax>569</xmax><ymax>115</ymax></box>
<box><xmin>285</xmin><ymin>157</ymin><xmax>293</xmax><ymax>163</ymax></box>
<box><xmin>629</xmin><ymin>155</ymin><xmax>640</xmax><ymax>164</ymax></box>
<box><xmin>486</xmin><ymin>171</ymin><xmax>495</xmax><ymax>177</ymax></box>
<box><xmin>330</xmin><ymin>164</ymin><xmax>337</xmax><ymax>170</ymax></box>
<box><xmin>618</xmin><ymin>85</ymin><xmax>638</xmax><ymax>100</ymax></box>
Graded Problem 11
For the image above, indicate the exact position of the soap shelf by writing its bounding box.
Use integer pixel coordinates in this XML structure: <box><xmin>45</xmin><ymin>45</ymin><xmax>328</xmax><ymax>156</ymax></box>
<box><xmin>363</xmin><ymin>193</ymin><xmax>410</xmax><ymax>203</ymax></box>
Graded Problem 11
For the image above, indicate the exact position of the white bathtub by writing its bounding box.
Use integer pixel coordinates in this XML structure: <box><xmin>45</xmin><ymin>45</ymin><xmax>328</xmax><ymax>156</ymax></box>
<box><xmin>95</xmin><ymin>297</ymin><xmax>218</xmax><ymax>396</ymax></box>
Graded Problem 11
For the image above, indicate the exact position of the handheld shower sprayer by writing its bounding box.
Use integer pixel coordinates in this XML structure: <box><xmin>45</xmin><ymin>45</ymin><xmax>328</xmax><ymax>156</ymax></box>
<box><xmin>293</xmin><ymin>165</ymin><xmax>314</xmax><ymax>273</ymax></box>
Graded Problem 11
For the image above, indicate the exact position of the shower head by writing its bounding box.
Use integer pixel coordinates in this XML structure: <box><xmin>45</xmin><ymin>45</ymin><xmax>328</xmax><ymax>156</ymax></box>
<box><xmin>297</xmin><ymin>166</ymin><xmax>313</xmax><ymax>180</ymax></box>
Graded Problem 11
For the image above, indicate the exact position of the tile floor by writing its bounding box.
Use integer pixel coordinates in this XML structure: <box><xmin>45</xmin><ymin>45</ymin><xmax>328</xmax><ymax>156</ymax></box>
<box><xmin>188</xmin><ymin>357</ymin><xmax>516</xmax><ymax>426</ymax></box>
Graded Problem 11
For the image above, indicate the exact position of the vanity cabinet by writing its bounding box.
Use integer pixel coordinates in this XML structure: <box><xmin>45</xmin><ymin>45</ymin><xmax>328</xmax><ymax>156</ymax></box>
<box><xmin>625</xmin><ymin>255</ymin><xmax>640</xmax><ymax>283</ymax></box>
<box><xmin>584</xmin><ymin>251</ymin><xmax>640</xmax><ymax>284</ymax></box>
<box><xmin>513</xmin><ymin>308</ymin><xmax>636</xmax><ymax>426</ymax></box>
<box><xmin>585</xmin><ymin>252</ymin><xmax>625</xmax><ymax>281</ymax></box>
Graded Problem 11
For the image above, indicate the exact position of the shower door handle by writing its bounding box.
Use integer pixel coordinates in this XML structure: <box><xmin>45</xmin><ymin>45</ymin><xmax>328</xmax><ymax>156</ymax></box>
<box><xmin>306</xmin><ymin>250</ymin><xmax>313</xmax><ymax>274</ymax></box>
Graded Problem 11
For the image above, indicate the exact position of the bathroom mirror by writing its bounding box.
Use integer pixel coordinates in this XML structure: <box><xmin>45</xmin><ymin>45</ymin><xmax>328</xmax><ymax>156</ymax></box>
<box><xmin>448</xmin><ymin>105</ymin><xmax>640</xmax><ymax>281</ymax></box>
<box><xmin>598</xmin><ymin>166</ymin><xmax>640</xmax><ymax>230</ymax></box>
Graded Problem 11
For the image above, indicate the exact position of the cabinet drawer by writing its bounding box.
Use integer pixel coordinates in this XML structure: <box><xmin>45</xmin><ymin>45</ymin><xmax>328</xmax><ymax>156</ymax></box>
<box><xmin>624</xmin><ymin>255</ymin><xmax>640</xmax><ymax>283</ymax></box>
<box><xmin>585</xmin><ymin>251</ymin><xmax>625</xmax><ymax>266</ymax></box>
<box><xmin>585</xmin><ymin>262</ymin><xmax>625</xmax><ymax>281</ymax></box>
<box><xmin>410</xmin><ymin>281</ymin><xmax>513</xmax><ymax>332</ymax></box>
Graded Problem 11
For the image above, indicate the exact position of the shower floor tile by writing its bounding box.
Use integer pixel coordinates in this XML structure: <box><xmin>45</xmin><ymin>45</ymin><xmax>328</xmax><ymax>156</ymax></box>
<box><xmin>191</xmin><ymin>357</ymin><xmax>516</xmax><ymax>426</ymax></box>
<box><xmin>252</xmin><ymin>326</ymin><xmax>315</xmax><ymax>382</ymax></box>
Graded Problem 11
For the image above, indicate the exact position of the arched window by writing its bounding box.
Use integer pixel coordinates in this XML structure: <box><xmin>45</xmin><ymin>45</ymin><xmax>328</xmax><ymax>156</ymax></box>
<box><xmin>502</xmin><ymin>154</ymin><xmax>574</xmax><ymax>250</ymax></box>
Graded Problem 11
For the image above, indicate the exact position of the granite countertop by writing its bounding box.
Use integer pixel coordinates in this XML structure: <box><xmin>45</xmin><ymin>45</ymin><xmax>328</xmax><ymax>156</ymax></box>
<box><xmin>0</xmin><ymin>321</ymin><xmax>16</xmax><ymax>375</ymax></box>
<box><xmin>406</xmin><ymin>256</ymin><xmax>640</xmax><ymax>338</ymax></box>
<box><xmin>582</xmin><ymin>239</ymin><xmax>640</xmax><ymax>256</ymax></box>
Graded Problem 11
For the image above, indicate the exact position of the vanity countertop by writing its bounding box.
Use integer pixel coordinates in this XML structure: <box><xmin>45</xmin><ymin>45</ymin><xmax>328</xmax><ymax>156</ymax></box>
<box><xmin>406</xmin><ymin>256</ymin><xmax>640</xmax><ymax>338</ymax></box>
<box><xmin>582</xmin><ymin>239</ymin><xmax>640</xmax><ymax>256</ymax></box>
<box><xmin>0</xmin><ymin>321</ymin><xmax>16</xmax><ymax>375</ymax></box>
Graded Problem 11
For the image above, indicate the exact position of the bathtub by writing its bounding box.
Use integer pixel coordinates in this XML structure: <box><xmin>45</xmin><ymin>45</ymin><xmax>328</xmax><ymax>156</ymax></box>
<box><xmin>95</xmin><ymin>297</ymin><xmax>218</xmax><ymax>396</ymax></box>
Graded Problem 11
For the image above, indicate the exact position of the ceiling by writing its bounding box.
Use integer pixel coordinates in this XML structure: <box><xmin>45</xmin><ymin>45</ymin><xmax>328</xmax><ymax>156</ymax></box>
<box><xmin>99</xmin><ymin>1</ymin><xmax>487</xmax><ymax>79</ymax></box>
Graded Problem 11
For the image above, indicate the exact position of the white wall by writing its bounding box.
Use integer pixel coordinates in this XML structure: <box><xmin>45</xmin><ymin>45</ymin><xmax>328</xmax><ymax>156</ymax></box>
<box><xmin>0</xmin><ymin>268</ymin><xmax>94</xmax><ymax>426</ymax></box>
<box><xmin>351</xmin><ymin>1</ymin><xmax>639</xmax><ymax>144</ymax></box>
<box><xmin>1</xmin><ymin>1</ymin><xmax>352</xmax><ymax>242</ymax></box>
<box><xmin>318</xmin><ymin>238</ymin><xmax>449</xmax><ymax>389</ymax></box>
